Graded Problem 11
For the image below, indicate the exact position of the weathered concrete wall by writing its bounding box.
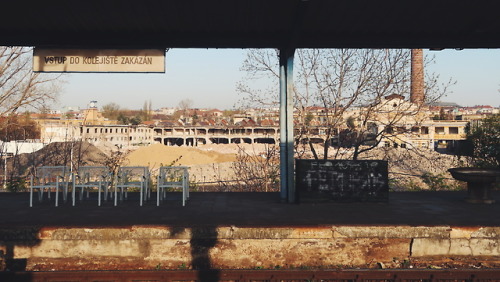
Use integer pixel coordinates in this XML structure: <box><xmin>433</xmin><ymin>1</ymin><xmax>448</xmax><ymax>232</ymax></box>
<box><xmin>412</xmin><ymin>227</ymin><xmax>500</xmax><ymax>257</ymax></box>
<box><xmin>0</xmin><ymin>225</ymin><xmax>499</xmax><ymax>271</ymax></box>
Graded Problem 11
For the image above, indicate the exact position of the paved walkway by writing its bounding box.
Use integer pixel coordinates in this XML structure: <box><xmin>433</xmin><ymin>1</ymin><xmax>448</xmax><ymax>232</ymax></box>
<box><xmin>0</xmin><ymin>191</ymin><xmax>499</xmax><ymax>228</ymax></box>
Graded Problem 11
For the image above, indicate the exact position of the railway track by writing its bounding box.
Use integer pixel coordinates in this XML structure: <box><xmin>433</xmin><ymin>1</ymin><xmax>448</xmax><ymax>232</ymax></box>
<box><xmin>1</xmin><ymin>269</ymin><xmax>500</xmax><ymax>282</ymax></box>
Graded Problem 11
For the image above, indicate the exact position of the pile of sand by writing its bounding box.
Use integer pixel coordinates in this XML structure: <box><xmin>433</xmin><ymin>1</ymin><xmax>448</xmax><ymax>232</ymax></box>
<box><xmin>125</xmin><ymin>143</ymin><xmax>237</xmax><ymax>168</ymax></box>
<box><xmin>122</xmin><ymin>143</ymin><xmax>461</xmax><ymax>190</ymax></box>
<box><xmin>197</xmin><ymin>143</ymin><xmax>271</xmax><ymax>155</ymax></box>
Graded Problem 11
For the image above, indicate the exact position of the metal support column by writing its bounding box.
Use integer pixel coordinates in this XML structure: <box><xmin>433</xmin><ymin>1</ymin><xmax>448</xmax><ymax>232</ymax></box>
<box><xmin>279</xmin><ymin>48</ymin><xmax>295</xmax><ymax>203</ymax></box>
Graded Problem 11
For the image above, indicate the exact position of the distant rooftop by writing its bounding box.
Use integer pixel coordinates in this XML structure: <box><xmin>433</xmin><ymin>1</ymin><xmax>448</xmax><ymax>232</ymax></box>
<box><xmin>430</xmin><ymin>102</ymin><xmax>462</xmax><ymax>107</ymax></box>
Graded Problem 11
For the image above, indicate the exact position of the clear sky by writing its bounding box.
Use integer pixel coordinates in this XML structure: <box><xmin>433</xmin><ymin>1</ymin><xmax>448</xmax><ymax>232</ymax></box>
<box><xmin>60</xmin><ymin>49</ymin><xmax>247</xmax><ymax>111</ymax></box>
<box><xmin>58</xmin><ymin>48</ymin><xmax>500</xmax><ymax>111</ymax></box>
<box><xmin>426</xmin><ymin>49</ymin><xmax>500</xmax><ymax>107</ymax></box>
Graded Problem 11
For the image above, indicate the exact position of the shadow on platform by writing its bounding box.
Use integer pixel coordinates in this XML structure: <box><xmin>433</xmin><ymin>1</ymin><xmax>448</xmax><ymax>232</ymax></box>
<box><xmin>0</xmin><ymin>191</ymin><xmax>499</xmax><ymax>227</ymax></box>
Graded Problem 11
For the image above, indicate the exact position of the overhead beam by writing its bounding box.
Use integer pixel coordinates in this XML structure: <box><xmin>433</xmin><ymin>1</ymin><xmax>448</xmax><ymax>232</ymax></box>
<box><xmin>4</xmin><ymin>0</ymin><xmax>500</xmax><ymax>49</ymax></box>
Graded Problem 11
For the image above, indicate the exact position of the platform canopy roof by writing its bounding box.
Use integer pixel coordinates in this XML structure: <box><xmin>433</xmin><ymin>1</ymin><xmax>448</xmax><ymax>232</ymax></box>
<box><xmin>1</xmin><ymin>0</ymin><xmax>500</xmax><ymax>49</ymax></box>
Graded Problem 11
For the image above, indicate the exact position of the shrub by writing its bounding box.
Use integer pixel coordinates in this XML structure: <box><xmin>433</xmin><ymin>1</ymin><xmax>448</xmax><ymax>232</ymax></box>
<box><xmin>462</xmin><ymin>114</ymin><xmax>500</xmax><ymax>168</ymax></box>
<box><xmin>6</xmin><ymin>177</ymin><xmax>27</xmax><ymax>192</ymax></box>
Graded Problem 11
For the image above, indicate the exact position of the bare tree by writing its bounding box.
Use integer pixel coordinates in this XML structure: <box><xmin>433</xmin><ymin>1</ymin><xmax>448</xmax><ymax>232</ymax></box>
<box><xmin>178</xmin><ymin>98</ymin><xmax>194</xmax><ymax>124</ymax></box>
<box><xmin>140</xmin><ymin>99</ymin><xmax>153</xmax><ymax>121</ymax></box>
<box><xmin>237</xmin><ymin>49</ymin><xmax>280</xmax><ymax>109</ymax></box>
<box><xmin>238</xmin><ymin>49</ymin><xmax>454</xmax><ymax>160</ymax></box>
<box><xmin>0</xmin><ymin>47</ymin><xmax>62</xmax><ymax>189</ymax></box>
<box><xmin>230</xmin><ymin>144</ymin><xmax>280</xmax><ymax>192</ymax></box>
<box><xmin>0</xmin><ymin>114</ymin><xmax>40</xmax><ymax>141</ymax></box>
<box><xmin>101</xmin><ymin>146</ymin><xmax>130</xmax><ymax>181</ymax></box>
<box><xmin>0</xmin><ymin>47</ymin><xmax>61</xmax><ymax>115</ymax></box>
<box><xmin>101</xmin><ymin>102</ymin><xmax>121</xmax><ymax>120</ymax></box>
<box><xmin>178</xmin><ymin>98</ymin><xmax>193</xmax><ymax>113</ymax></box>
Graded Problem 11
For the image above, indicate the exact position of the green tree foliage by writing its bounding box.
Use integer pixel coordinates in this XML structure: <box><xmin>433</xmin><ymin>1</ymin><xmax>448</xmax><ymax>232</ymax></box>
<box><xmin>117</xmin><ymin>111</ymin><xmax>142</xmax><ymax>125</ymax></box>
<box><xmin>464</xmin><ymin>114</ymin><xmax>500</xmax><ymax>168</ymax></box>
<box><xmin>129</xmin><ymin>116</ymin><xmax>142</xmax><ymax>125</ymax></box>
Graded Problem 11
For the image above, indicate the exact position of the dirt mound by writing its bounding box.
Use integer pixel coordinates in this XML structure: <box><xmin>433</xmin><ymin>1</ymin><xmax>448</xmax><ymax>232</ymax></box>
<box><xmin>358</xmin><ymin>147</ymin><xmax>458</xmax><ymax>176</ymax></box>
<box><xmin>125</xmin><ymin>143</ymin><xmax>237</xmax><ymax>169</ymax></box>
<box><xmin>357</xmin><ymin>147</ymin><xmax>461</xmax><ymax>191</ymax></box>
<box><xmin>8</xmin><ymin>141</ymin><xmax>108</xmax><ymax>176</ymax></box>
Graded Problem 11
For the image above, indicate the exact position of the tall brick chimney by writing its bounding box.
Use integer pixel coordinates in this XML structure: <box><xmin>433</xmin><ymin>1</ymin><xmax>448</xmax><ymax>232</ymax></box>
<box><xmin>410</xmin><ymin>49</ymin><xmax>425</xmax><ymax>104</ymax></box>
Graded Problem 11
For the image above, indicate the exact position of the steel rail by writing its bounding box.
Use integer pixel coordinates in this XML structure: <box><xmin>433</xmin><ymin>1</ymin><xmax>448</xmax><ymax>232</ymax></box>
<box><xmin>1</xmin><ymin>269</ymin><xmax>500</xmax><ymax>282</ymax></box>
